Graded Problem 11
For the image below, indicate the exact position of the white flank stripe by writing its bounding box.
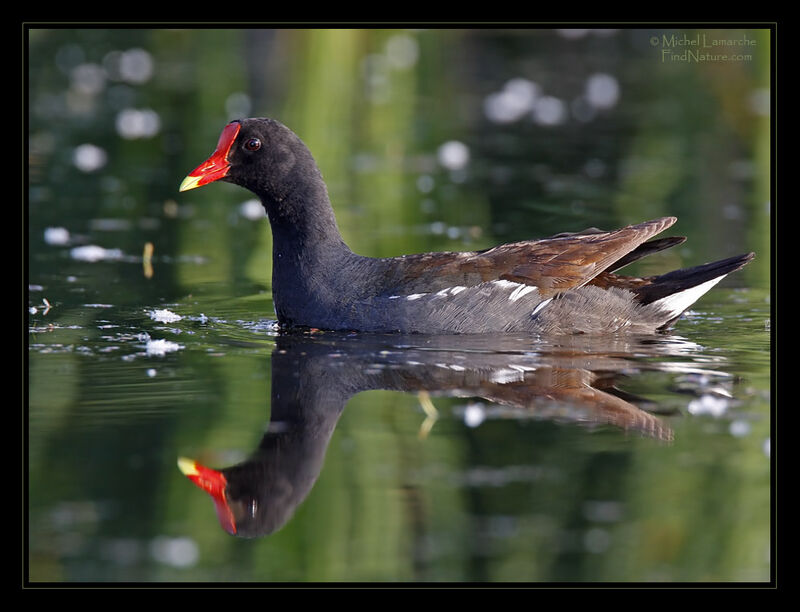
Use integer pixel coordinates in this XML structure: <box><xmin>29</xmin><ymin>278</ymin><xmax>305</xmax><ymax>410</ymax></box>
<box><xmin>450</xmin><ymin>286</ymin><xmax>466</xmax><ymax>294</ymax></box>
<box><xmin>652</xmin><ymin>276</ymin><xmax>725</xmax><ymax>318</ymax></box>
<box><xmin>406</xmin><ymin>293</ymin><xmax>427</xmax><ymax>301</ymax></box>
<box><xmin>531</xmin><ymin>298</ymin><xmax>552</xmax><ymax>317</ymax></box>
<box><xmin>509</xmin><ymin>284</ymin><xmax>537</xmax><ymax>302</ymax></box>
<box><xmin>492</xmin><ymin>279</ymin><xmax>521</xmax><ymax>290</ymax></box>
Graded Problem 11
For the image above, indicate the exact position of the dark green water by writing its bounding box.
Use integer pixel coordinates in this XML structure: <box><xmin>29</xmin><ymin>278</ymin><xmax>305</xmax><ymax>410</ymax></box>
<box><xmin>27</xmin><ymin>27</ymin><xmax>771</xmax><ymax>583</ymax></box>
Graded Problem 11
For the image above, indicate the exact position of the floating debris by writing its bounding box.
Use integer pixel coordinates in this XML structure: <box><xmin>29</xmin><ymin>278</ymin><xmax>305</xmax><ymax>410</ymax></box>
<box><xmin>143</xmin><ymin>242</ymin><xmax>154</xmax><ymax>278</ymax></box>
<box><xmin>145</xmin><ymin>337</ymin><xmax>183</xmax><ymax>356</ymax></box>
<box><xmin>29</xmin><ymin>297</ymin><xmax>52</xmax><ymax>315</ymax></box>
<box><xmin>70</xmin><ymin>244</ymin><xmax>124</xmax><ymax>262</ymax></box>
<box><xmin>148</xmin><ymin>308</ymin><xmax>183</xmax><ymax>324</ymax></box>
<box><xmin>44</xmin><ymin>226</ymin><xmax>70</xmax><ymax>245</ymax></box>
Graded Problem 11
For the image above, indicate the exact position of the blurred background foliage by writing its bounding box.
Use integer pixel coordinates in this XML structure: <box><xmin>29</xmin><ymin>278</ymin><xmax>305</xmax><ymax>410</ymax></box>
<box><xmin>28</xmin><ymin>27</ymin><xmax>770</xmax><ymax>288</ymax></box>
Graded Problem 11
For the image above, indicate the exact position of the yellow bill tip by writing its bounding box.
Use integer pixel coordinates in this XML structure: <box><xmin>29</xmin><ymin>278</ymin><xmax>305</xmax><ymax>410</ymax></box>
<box><xmin>177</xmin><ymin>457</ymin><xmax>199</xmax><ymax>476</ymax></box>
<box><xmin>179</xmin><ymin>174</ymin><xmax>203</xmax><ymax>192</ymax></box>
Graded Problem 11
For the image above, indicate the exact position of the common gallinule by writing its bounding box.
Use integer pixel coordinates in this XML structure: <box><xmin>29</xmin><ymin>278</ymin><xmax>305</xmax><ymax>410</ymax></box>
<box><xmin>180</xmin><ymin>118</ymin><xmax>754</xmax><ymax>334</ymax></box>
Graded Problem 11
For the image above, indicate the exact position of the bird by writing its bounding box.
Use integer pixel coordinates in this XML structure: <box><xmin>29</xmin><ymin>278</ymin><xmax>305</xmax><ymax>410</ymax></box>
<box><xmin>179</xmin><ymin>118</ymin><xmax>754</xmax><ymax>335</ymax></box>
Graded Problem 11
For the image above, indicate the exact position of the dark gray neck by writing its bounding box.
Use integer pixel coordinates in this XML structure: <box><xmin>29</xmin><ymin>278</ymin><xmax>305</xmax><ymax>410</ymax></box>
<box><xmin>265</xmin><ymin>189</ymin><xmax>349</xmax><ymax>261</ymax></box>
<box><xmin>261</xmin><ymin>186</ymin><xmax>375</xmax><ymax>328</ymax></box>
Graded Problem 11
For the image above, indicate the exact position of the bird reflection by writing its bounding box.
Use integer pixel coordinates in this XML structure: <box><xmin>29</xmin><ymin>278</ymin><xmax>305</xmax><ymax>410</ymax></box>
<box><xmin>179</xmin><ymin>331</ymin><xmax>708</xmax><ymax>538</ymax></box>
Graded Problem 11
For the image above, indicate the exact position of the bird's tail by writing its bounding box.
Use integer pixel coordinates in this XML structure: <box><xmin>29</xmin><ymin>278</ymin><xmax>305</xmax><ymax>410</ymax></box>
<box><xmin>635</xmin><ymin>252</ymin><xmax>755</xmax><ymax>329</ymax></box>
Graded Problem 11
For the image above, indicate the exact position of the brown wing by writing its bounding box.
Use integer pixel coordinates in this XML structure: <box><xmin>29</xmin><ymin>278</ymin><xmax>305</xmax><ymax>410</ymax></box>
<box><xmin>602</xmin><ymin>235</ymin><xmax>686</xmax><ymax>273</ymax></box>
<box><xmin>586</xmin><ymin>234</ymin><xmax>687</xmax><ymax>292</ymax></box>
<box><xmin>382</xmin><ymin>217</ymin><xmax>678</xmax><ymax>298</ymax></box>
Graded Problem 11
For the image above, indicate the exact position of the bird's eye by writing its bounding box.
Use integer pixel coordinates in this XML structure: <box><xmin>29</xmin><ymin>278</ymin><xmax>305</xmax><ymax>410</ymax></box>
<box><xmin>244</xmin><ymin>137</ymin><xmax>261</xmax><ymax>152</ymax></box>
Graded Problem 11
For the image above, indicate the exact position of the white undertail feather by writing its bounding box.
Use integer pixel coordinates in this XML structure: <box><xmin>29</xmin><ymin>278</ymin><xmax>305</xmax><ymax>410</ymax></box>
<box><xmin>651</xmin><ymin>276</ymin><xmax>726</xmax><ymax>319</ymax></box>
